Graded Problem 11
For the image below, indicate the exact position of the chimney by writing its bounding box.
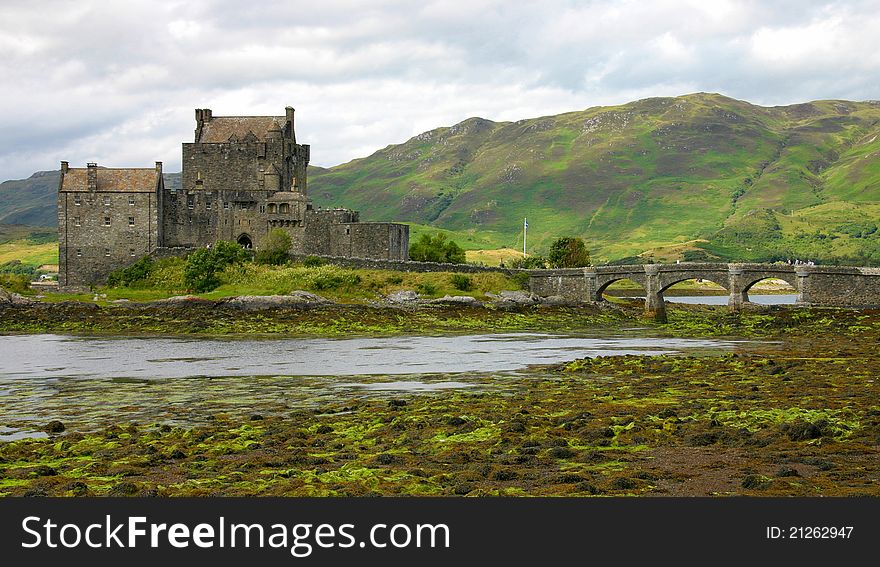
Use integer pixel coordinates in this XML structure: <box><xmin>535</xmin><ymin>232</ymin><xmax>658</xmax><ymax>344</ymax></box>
<box><xmin>60</xmin><ymin>161</ymin><xmax>68</xmax><ymax>174</ymax></box>
<box><xmin>87</xmin><ymin>162</ymin><xmax>97</xmax><ymax>192</ymax></box>
<box><xmin>286</xmin><ymin>106</ymin><xmax>295</xmax><ymax>125</ymax></box>
<box><xmin>155</xmin><ymin>161</ymin><xmax>163</xmax><ymax>174</ymax></box>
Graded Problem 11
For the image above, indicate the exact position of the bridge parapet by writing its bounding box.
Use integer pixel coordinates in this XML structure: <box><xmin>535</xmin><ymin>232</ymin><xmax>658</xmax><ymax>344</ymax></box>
<box><xmin>528</xmin><ymin>262</ymin><xmax>880</xmax><ymax>321</ymax></box>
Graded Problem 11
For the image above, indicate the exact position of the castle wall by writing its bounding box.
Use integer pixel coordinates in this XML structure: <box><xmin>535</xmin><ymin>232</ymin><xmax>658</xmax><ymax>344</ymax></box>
<box><xmin>58</xmin><ymin>171</ymin><xmax>161</xmax><ymax>287</ymax></box>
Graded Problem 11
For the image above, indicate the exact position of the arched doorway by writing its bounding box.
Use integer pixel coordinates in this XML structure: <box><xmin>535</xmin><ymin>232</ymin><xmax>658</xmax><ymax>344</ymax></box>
<box><xmin>237</xmin><ymin>234</ymin><xmax>253</xmax><ymax>249</ymax></box>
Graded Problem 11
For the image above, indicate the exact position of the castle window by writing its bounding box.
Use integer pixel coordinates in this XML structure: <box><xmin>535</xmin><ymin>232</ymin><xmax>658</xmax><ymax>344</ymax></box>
<box><xmin>74</xmin><ymin>216</ymin><xmax>81</xmax><ymax>227</ymax></box>
<box><xmin>104</xmin><ymin>248</ymin><xmax>111</xmax><ymax>257</ymax></box>
<box><xmin>206</xmin><ymin>198</ymin><xmax>212</xmax><ymax>210</ymax></box>
<box><xmin>74</xmin><ymin>195</ymin><xmax>82</xmax><ymax>206</ymax></box>
<box><xmin>260</xmin><ymin>205</ymin><xmax>265</xmax><ymax>213</ymax></box>
<box><xmin>104</xmin><ymin>216</ymin><xmax>111</xmax><ymax>227</ymax></box>
<box><xmin>279</xmin><ymin>203</ymin><xmax>289</xmax><ymax>214</ymax></box>
<box><xmin>223</xmin><ymin>202</ymin><xmax>229</xmax><ymax>210</ymax></box>
<box><xmin>103</xmin><ymin>196</ymin><xmax>111</xmax><ymax>206</ymax></box>
<box><xmin>268</xmin><ymin>204</ymin><xmax>276</xmax><ymax>214</ymax></box>
<box><xmin>346</xmin><ymin>227</ymin><xmax>351</xmax><ymax>235</ymax></box>
<box><xmin>129</xmin><ymin>196</ymin><xmax>135</xmax><ymax>206</ymax></box>
<box><xmin>187</xmin><ymin>195</ymin><xmax>194</xmax><ymax>210</ymax></box>
<box><xmin>76</xmin><ymin>249</ymin><xmax>82</xmax><ymax>258</ymax></box>
<box><xmin>128</xmin><ymin>216</ymin><xmax>135</xmax><ymax>226</ymax></box>
<box><xmin>129</xmin><ymin>248</ymin><xmax>136</xmax><ymax>257</ymax></box>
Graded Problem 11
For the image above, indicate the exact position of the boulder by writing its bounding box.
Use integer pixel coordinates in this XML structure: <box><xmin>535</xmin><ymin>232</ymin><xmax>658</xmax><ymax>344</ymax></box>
<box><xmin>222</xmin><ymin>294</ymin><xmax>330</xmax><ymax>310</ymax></box>
<box><xmin>287</xmin><ymin>290</ymin><xmax>331</xmax><ymax>304</ymax></box>
<box><xmin>387</xmin><ymin>290</ymin><xmax>419</xmax><ymax>303</ymax></box>
<box><xmin>496</xmin><ymin>290</ymin><xmax>538</xmax><ymax>305</ymax></box>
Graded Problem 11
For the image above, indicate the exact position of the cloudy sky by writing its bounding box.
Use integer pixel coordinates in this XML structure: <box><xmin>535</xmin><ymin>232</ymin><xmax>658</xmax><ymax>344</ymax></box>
<box><xmin>1</xmin><ymin>0</ymin><xmax>879</xmax><ymax>180</ymax></box>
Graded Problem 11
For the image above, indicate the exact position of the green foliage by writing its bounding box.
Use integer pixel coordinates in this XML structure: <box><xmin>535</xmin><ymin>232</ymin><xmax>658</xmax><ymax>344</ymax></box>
<box><xmin>0</xmin><ymin>273</ymin><xmax>30</xmax><ymax>294</ymax></box>
<box><xmin>682</xmin><ymin>249</ymin><xmax>712</xmax><ymax>262</ymax></box>
<box><xmin>255</xmin><ymin>229</ymin><xmax>291</xmax><ymax>266</ymax></box>
<box><xmin>0</xmin><ymin>260</ymin><xmax>36</xmax><ymax>276</ymax></box>
<box><xmin>548</xmin><ymin>237</ymin><xmax>591</xmax><ymax>268</ymax></box>
<box><xmin>450</xmin><ymin>273</ymin><xmax>473</xmax><ymax>291</ymax></box>
<box><xmin>184</xmin><ymin>241</ymin><xmax>250</xmax><ymax>293</ymax></box>
<box><xmin>25</xmin><ymin>231</ymin><xmax>56</xmax><ymax>245</ymax></box>
<box><xmin>416</xmin><ymin>282</ymin><xmax>438</xmax><ymax>296</ymax></box>
<box><xmin>312</xmin><ymin>272</ymin><xmax>361</xmax><ymax>290</ymax></box>
<box><xmin>508</xmin><ymin>256</ymin><xmax>547</xmax><ymax>269</ymax></box>
<box><xmin>302</xmin><ymin>255</ymin><xmax>326</xmax><ymax>268</ymax></box>
<box><xmin>409</xmin><ymin>233</ymin><xmax>466</xmax><ymax>264</ymax></box>
<box><xmin>106</xmin><ymin>256</ymin><xmax>154</xmax><ymax>288</ymax></box>
<box><xmin>385</xmin><ymin>275</ymin><xmax>404</xmax><ymax>285</ymax></box>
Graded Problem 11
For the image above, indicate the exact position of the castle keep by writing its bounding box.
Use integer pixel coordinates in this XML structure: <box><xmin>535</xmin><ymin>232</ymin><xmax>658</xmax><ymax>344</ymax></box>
<box><xmin>59</xmin><ymin>107</ymin><xmax>409</xmax><ymax>286</ymax></box>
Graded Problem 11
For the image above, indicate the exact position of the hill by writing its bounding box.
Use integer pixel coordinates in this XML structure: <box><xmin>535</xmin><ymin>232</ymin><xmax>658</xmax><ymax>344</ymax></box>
<box><xmin>309</xmin><ymin>93</ymin><xmax>880</xmax><ymax>264</ymax></box>
<box><xmin>2</xmin><ymin>94</ymin><xmax>879</xmax><ymax>264</ymax></box>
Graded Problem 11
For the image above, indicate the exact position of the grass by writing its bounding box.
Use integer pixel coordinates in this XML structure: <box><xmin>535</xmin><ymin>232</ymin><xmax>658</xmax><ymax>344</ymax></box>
<box><xmin>0</xmin><ymin>239</ymin><xmax>57</xmax><ymax>266</ymax></box>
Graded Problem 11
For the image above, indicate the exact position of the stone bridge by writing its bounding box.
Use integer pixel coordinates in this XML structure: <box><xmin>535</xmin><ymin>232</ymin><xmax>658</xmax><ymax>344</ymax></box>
<box><xmin>529</xmin><ymin>262</ymin><xmax>880</xmax><ymax>321</ymax></box>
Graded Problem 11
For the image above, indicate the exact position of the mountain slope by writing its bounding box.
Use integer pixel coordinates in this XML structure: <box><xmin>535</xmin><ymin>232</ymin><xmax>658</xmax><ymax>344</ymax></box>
<box><xmin>2</xmin><ymin>94</ymin><xmax>880</xmax><ymax>264</ymax></box>
<box><xmin>309</xmin><ymin>93</ymin><xmax>880</xmax><ymax>262</ymax></box>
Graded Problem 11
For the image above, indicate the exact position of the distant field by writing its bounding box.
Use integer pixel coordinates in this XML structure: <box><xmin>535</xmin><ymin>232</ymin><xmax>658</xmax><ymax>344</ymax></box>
<box><xmin>0</xmin><ymin>239</ymin><xmax>57</xmax><ymax>266</ymax></box>
<box><xmin>465</xmin><ymin>248</ymin><xmax>525</xmax><ymax>266</ymax></box>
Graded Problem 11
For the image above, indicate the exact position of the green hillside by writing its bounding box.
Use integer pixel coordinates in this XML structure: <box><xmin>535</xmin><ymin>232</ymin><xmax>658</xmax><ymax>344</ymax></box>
<box><xmin>2</xmin><ymin>94</ymin><xmax>879</xmax><ymax>264</ymax></box>
<box><xmin>309</xmin><ymin>93</ymin><xmax>880</xmax><ymax>264</ymax></box>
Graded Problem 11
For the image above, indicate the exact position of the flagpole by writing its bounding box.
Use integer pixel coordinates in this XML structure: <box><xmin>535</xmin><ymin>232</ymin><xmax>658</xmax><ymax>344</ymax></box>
<box><xmin>523</xmin><ymin>217</ymin><xmax>527</xmax><ymax>257</ymax></box>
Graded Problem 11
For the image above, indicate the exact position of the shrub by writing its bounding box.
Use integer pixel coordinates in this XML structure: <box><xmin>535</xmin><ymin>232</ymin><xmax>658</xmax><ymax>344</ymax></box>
<box><xmin>302</xmin><ymin>255</ymin><xmax>326</xmax><ymax>268</ymax></box>
<box><xmin>416</xmin><ymin>282</ymin><xmax>438</xmax><ymax>296</ymax></box>
<box><xmin>0</xmin><ymin>260</ymin><xmax>36</xmax><ymax>276</ymax></box>
<box><xmin>548</xmin><ymin>237</ymin><xmax>591</xmax><ymax>268</ymax></box>
<box><xmin>255</xmin><ymin>229</ymin><xmax>291</xmax><ymax>265</ymax></box>
<box><xmin>409</xmin><ymin>233</ymin><xmax>466</xmax><ymax>264</ymax></box>
<box><xmin>508</xmin><ymin>256</ymin><xmax>547</xmax><ymax>269</ymax></box>
<box><xmin>106</xmin><ymin>256</ymin><xmax>154</xmax><ymax>287</ymax></box>
<box><xmin>311</xmin><ymin>272</ymin><xmax>361</xmax><ymax>290</ymax></box>
<box><xmin>450</xmin><ymin>273</ymin><xmax>473</xmax><ymax>291</ymax></box>
<box><xmin>385</xmin><ymin>275</ymin><xmax>404</xmax><ymax>285</ymax></box>
<box><xmin>184</xmin><ymin>241</ymin><xmax>250</xmax><ymax>293</ymax></box>
<box><xmin>0</xmin><ymin>273</ymin><xmax>31</xmax><ymax>294</ymax></box>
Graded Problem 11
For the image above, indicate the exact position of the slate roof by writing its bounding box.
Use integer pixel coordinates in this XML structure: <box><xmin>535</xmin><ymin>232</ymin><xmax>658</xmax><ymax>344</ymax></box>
<box><xmin>198</xmin><ymin>116</ymin><xmax>285</xmax><ymax>143</ymax></box>
<box><xmin>60</xmin><ymin>167</ymin><xmax>160</xmax><ymax>193</ymax></box>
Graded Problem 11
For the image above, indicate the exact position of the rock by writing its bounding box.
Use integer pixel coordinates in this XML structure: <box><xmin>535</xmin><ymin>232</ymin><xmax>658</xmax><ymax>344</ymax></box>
<box><xmin>152</xmin><ymin>295</ymin><xmax>203</xmax><ymax>305</ymax></box>
<box><xmin>0</xmin><ymin>287</ymin><xmax>37</xmax><ymax>306</ymax></box>
<box><xmin>429</xmin><ymin>295</ymin><xmax>481</xmax><ymax>305</ymax></box>
<box><xmin>494</xmin><ymin>290</ymin><xmax>538</xmax><ymax>305</ymax></box>
<box><xmin>539</xmin><ymin>295</ymin><xmax>573</xmax><ymax>305</ymax></box>
<box><xmin>108</xmin><ymin>481</ymin><xmax>140</xmax><ymax>496</ymax></box>
<box><xmin>446</xmin><ymin>416</ymin><xmax>467</xmax><ymax>426</ymax></box>
<box><xmin>288</xmin><ymin>290</ymin><xmax>331</xmax><ymax>303</ymax></box>
<box><xmin>741</xmin><ymin>474</ymin><xmax>771</xmax><ymax>490</ymax></box>
<box><xmin>221</xmin><ymin>295</ymin><xmax>329</xmax><ymax>310</ymax></box>
<box><xmin>32</xmin><ymin>465</ymin><xmax>58</xmax><ymax>477</ymax></box>
<box><xmin>388</xmin><ymin>399</ymin><xmax>407</xmax><ymax>407</ymax></box>
<box><xmin>44</xmin><ymin>420</ymin><xmax>65</xmax><ymax>434</ymax></box>
<box><xmin>387</xmin><ymin>290</ymin><xmax>419</xmax><ymax>303</ymax></box>
<box><xmin>777</xmin><ymin>466</ymin><xmax>800</xmax><ymax>477</ymax></box>
<box><xmin>611</xmin><ymin>477</ymin><xmax>639</xmax><ymax>490</ymax></box>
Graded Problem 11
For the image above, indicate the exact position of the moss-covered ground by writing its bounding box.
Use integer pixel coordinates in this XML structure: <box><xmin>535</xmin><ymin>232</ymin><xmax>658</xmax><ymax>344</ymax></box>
<box><xmin>1</xmin><ymin>304</ymin><xmax>878</xmax><ymax>497</ymax></box>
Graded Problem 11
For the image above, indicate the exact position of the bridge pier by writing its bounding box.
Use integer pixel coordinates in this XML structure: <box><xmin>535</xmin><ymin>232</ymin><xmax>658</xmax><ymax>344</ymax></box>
<box><xmin>643</xmin><ymin>264</ymin><xmax>667</xmax><ymax>322</ymax></box>
<box><xmin>727</xmin><ymin>266</ymin><xmax>748</xmax><ymax>311</ymax></box>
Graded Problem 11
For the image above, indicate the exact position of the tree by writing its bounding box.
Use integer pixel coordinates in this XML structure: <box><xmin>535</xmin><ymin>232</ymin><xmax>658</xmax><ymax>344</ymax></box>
<box><xmin>255</xmin><ymin>229</ymin><xmax>292</xmax><ymax>265</ymax></box>
<box><xmin>184</xmin><ymin>240</ymin><xmax>251</xmax><ymax>292</ymax></box>
<box><xmin>409</xmin><ymin>233</ymin><xmax>466</xmax><ymax>264</ymax></box>
<box><xmin>548</xmin><ymin>237</ymin><xmax>591</xmax><ymax>268</ymax></box>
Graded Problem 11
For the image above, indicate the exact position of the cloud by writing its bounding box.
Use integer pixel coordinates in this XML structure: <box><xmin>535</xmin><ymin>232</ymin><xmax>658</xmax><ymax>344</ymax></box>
<box><xmin>0</xmin><ymin>0</ymin><xmax>878</xmax><ymax>180</ymax></box>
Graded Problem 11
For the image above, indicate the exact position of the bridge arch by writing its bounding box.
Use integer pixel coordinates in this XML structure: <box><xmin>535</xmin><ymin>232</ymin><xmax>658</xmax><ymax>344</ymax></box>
<box><xmin>595</xmin><ymin>277</ymin><xmax>647</xmax><ymax>302</ymax></box>
<box><xmin>659</xmin><ymin>276</ymin><xmax>729</xmax><ymax>295</ymax></box>
<box><xmin>741</xmin><ymin>273</ymin><xmax>800</xmax><ymax>294</ymax></box>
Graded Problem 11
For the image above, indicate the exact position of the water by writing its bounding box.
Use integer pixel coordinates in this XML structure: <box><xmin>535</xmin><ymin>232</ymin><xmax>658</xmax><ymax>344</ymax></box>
<box><xmin>613</xmin><ymin>294</ymin><xmax>798</xmax><ymax>305</ymax></box>
<box><xmin>0</xmin><ymin>332</ymin><xmax>747</xmax><ymax>437</ymax></box>
<box><xmin>666</xmin><ymin>294</ymin><xmax>798</xmax><ymax>305</ymax></box>
<box><xmin>0</xmin><ymin>333</ymin><xmax>744</xmax><ymax>380</ymax></box>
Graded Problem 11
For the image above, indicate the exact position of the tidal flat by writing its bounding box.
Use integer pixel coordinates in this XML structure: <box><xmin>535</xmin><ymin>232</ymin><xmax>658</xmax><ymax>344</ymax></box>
<box><xmin>0</xmin><ymin>302</ymin><xmax>878</xmax><ymax>497</ymax></box>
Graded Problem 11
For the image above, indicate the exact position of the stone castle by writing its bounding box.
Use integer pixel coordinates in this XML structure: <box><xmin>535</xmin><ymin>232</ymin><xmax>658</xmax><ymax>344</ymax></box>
<box><xmin>58</xmin><ymin>107</ymin><xmax>409</xmax><ymax>286</ymax></box>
